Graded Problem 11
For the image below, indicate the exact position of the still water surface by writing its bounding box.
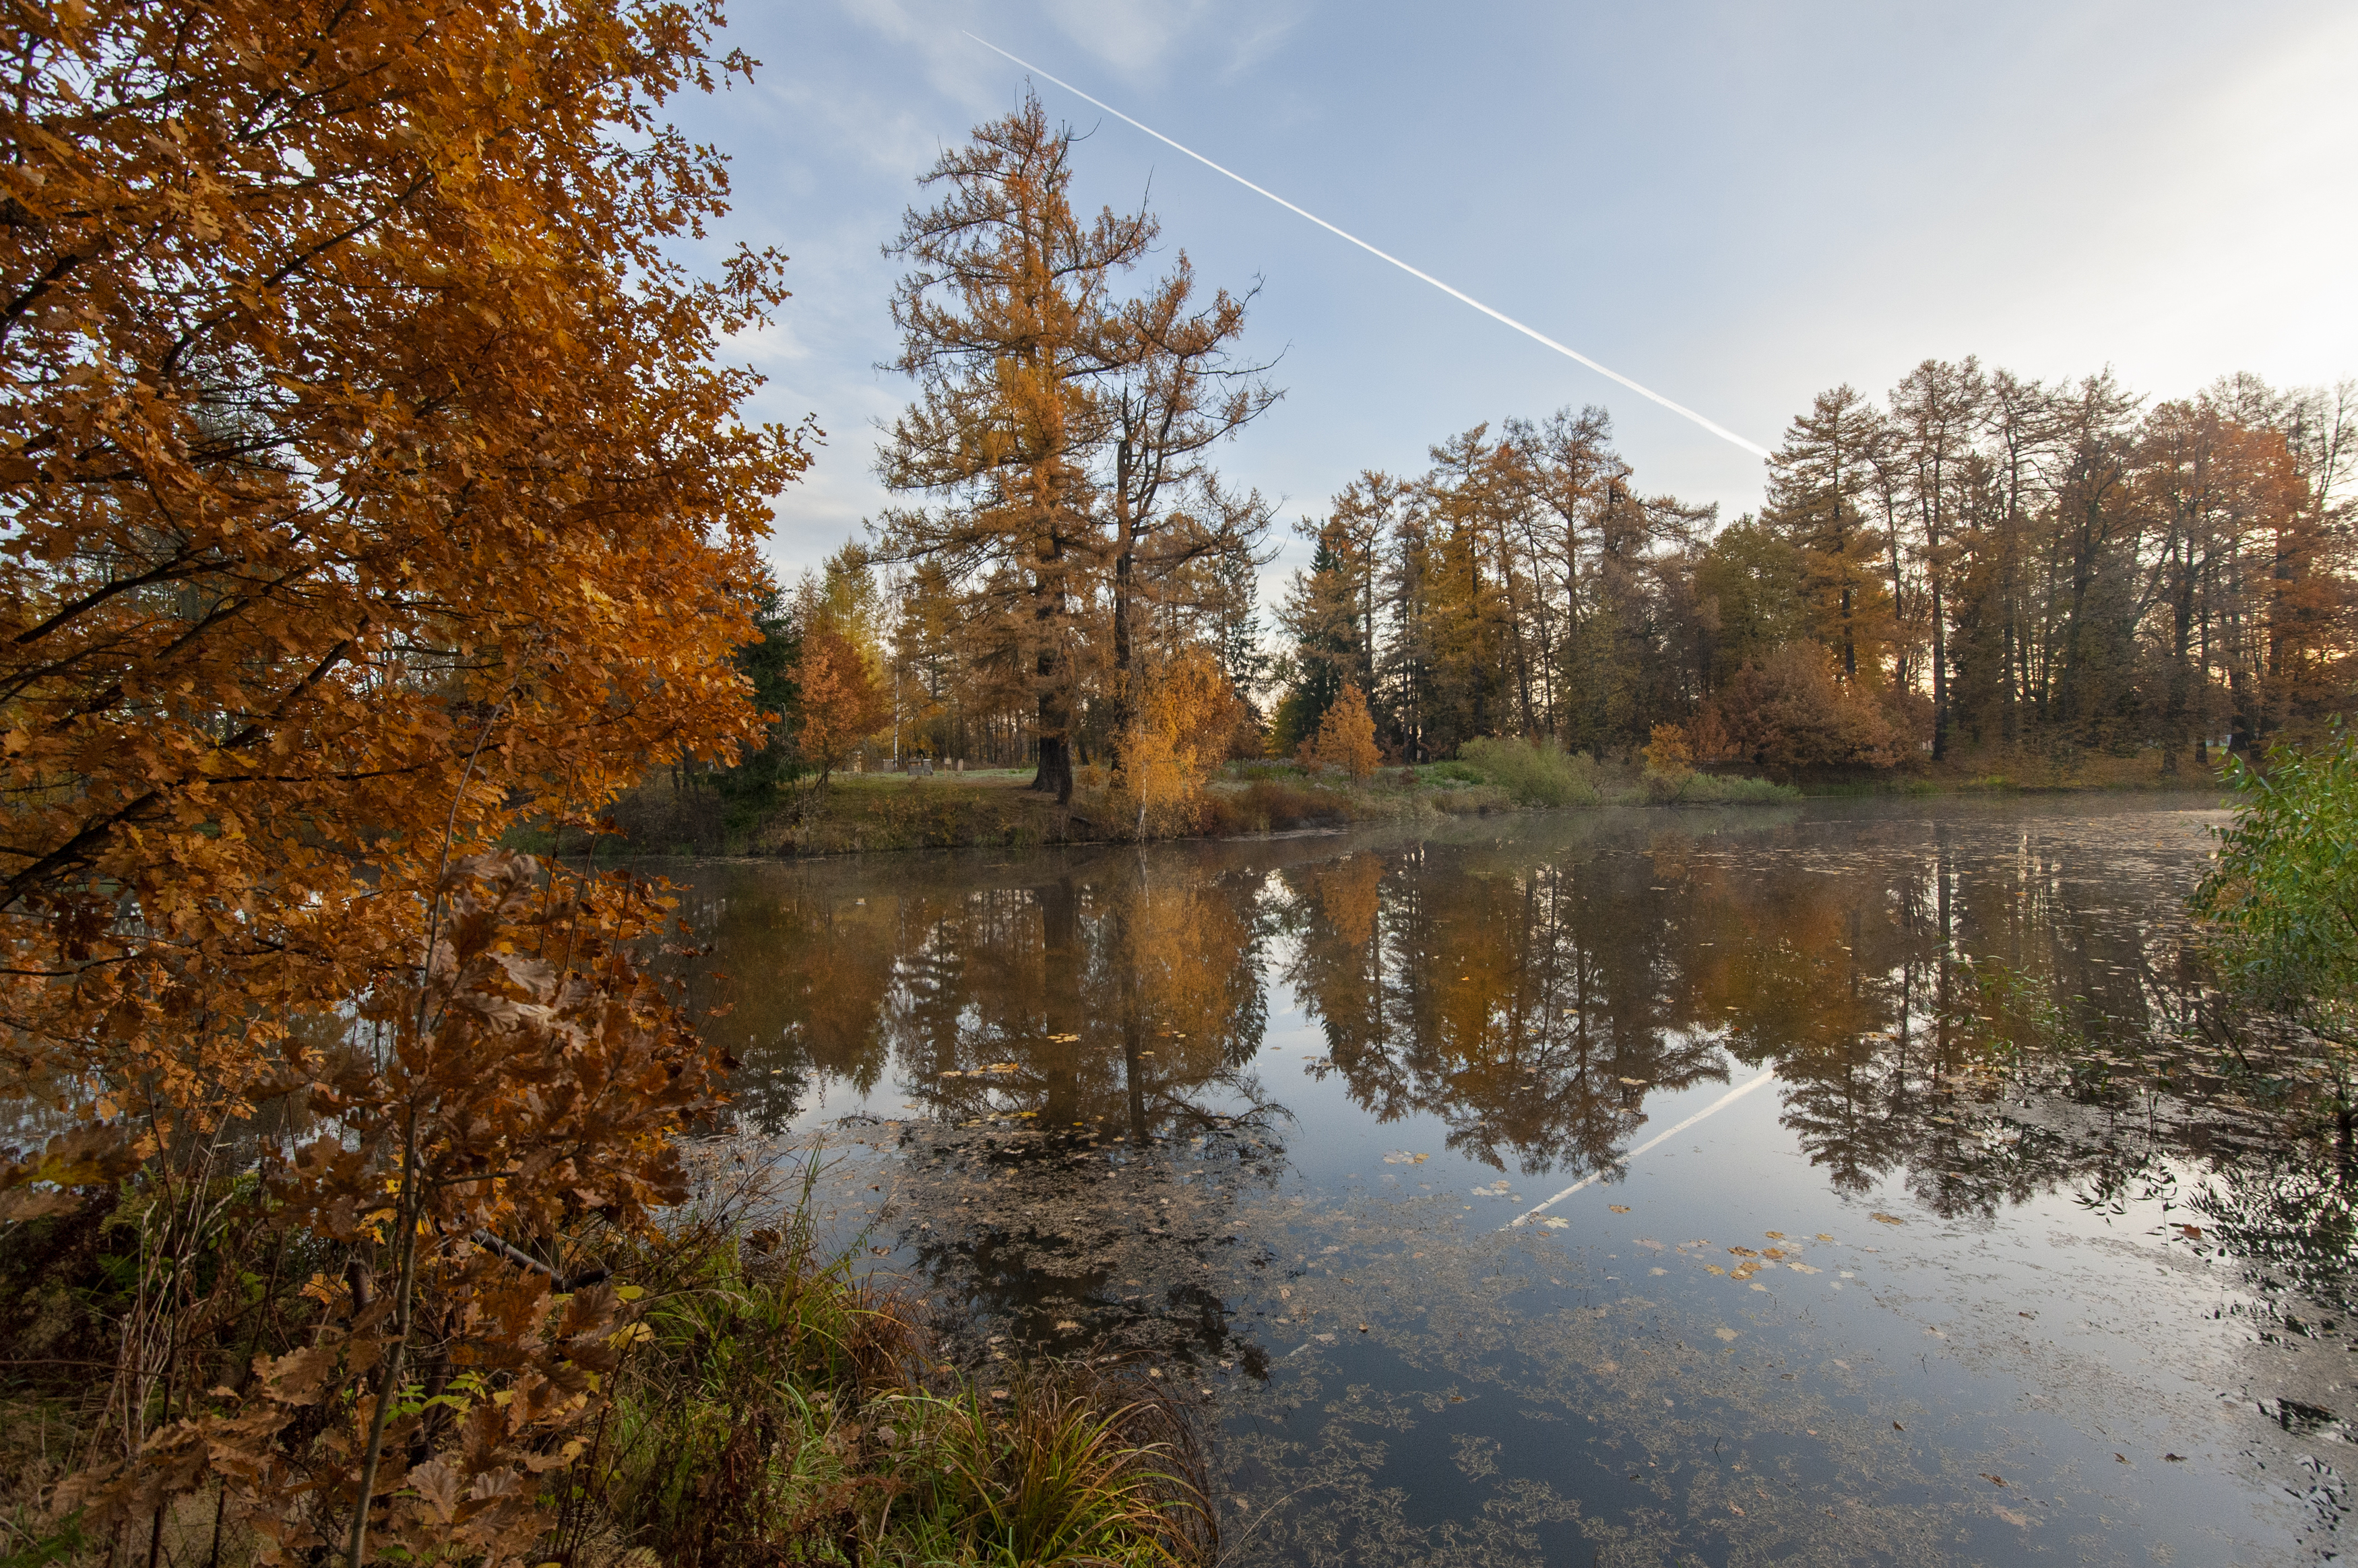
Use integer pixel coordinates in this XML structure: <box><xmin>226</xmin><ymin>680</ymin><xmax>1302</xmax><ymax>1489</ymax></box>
<box><xmin>663</xmin><ymin>796</ymin><xmax>2356</xmax><ymax>1566</ymax></box>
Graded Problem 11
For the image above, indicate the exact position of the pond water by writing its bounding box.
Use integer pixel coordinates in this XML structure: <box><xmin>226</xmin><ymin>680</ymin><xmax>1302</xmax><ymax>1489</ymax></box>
<box><xmin>661</xmin><ymin>795</ymin><xmax>2358</xmax><ymax>1566</ymax></box>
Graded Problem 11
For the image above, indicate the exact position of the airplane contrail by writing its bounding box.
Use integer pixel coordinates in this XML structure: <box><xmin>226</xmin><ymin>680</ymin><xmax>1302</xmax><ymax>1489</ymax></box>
<box><xmin>961</xmin><ymin>32</ymin><xmax>1773</xmax><ymax>461</ymax></box>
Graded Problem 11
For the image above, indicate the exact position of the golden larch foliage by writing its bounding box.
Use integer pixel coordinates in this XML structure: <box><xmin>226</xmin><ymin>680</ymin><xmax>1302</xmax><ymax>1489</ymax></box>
<box><xmin>1302</xmin><ymin>684</ymin><xmax>1382</xmax><ymax>781</ymax></box>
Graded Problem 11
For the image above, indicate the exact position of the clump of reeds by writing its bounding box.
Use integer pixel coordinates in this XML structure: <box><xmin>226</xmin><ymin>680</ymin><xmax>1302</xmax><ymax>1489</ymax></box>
<box><xmin>552</xmin><ymin>1138</ymin><xmax>1215</xmax><ymax>1567</ymax></box>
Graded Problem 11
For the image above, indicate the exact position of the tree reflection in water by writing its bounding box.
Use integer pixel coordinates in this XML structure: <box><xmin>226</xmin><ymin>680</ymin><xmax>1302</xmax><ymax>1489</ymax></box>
<box><xmin>668</xmin><ymin>804</ymin><xmax>2346</xmax><ymax>1348</ymax></box>
<box><xmin>672</xmin><ymin>847</ymin><xmax>1295</xmax><ymax>1367</ymax></box>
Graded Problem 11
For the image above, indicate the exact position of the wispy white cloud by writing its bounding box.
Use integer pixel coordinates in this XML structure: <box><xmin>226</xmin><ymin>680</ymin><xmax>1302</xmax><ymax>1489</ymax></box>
<box><xmin>1034</xmin><ymin>0</ymin><xmax>1311</xmax><ymax>84</ymax></box>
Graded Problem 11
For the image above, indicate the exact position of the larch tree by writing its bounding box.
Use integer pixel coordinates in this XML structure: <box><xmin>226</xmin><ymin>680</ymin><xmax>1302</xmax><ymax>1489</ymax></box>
<box><xmin>1099</xmin><ymin>255</ymin><xmax>1279</xmax><ymax>756</ymax></box>
<box><xmin>876</xmin><ymin>91</ymin><xmax>1147</xmax><ymax>804</ymax></box>
<box><xmin>877</xmin><ymin>93</ymin><xmax>1275</xmax><ymax>802</ymax></box>
<box><xmin>1890</xmin><ymin>357</ymin><xmax>1987</xmax><ymax>759</ymax></box>
<box><xmin>1766</xmin><ymin>385</ymin><xmax>1888</xmax><ymax>681</ymax></box>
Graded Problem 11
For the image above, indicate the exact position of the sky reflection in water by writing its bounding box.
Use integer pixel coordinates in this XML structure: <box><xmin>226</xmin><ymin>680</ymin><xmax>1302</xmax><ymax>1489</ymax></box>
<box><xmin>664</xmin><ymin>796</ymin><xmax>2353</xmax><ymax>1566</ymax></box>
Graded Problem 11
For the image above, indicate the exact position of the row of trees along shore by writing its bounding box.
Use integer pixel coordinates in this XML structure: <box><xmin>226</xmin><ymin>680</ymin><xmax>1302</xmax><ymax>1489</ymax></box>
<box><xmin>810</xmin><ymin>92</ymin><xmax>2356</xmax><ymax>801</ymax></box>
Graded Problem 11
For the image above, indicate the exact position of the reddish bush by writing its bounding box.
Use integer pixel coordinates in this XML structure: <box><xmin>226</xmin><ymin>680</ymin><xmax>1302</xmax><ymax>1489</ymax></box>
<box><xmin>1712</xmin><ymin>643</ymin><xmax>1906</xmax><ymax>772</ymax></box>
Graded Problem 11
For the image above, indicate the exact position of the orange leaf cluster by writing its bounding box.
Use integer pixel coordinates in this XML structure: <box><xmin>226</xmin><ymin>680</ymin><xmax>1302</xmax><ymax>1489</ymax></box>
<box><xmin>0</xmin><ymin>2</ymin><xmax>804</xmax><ymax>1556</ymax></box>
<box><xmin>0</xmin><ymin>0</ymin><xmax>806</xmax><ymax>1118</ymax></box>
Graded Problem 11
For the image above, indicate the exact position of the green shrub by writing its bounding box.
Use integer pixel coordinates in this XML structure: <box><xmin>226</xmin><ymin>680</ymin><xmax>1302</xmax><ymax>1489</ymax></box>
<box><xmin>2194</xmin><ymin>722</ymin><xmax>2358</xmax><ymax>1046</ymax></box>
<box><xmin>1453</xmin><ymin>738</ymin><xmax>1602</xmax><ymax>808</ymax></box>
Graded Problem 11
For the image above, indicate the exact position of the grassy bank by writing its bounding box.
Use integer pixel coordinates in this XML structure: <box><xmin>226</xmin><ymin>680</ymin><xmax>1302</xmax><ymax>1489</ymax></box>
<box><xmin>548</xmin><ymin>740</ymin><xmax>2231</xmax><ymax>861</ymax></box>
<box><xmin>579</xmin><ymin>746</ymin><xmax>1802</xmax><ymax>859</ymax></box>
<box><xmin>0</xmin><ymin>1146</ymin><xmax>1211</xmax><ymax>1567</ymax></box>
<box><xmin>1788</xmin><ymin>746</ymin><xmax>2239</xmax><ymax>797</ymax></box>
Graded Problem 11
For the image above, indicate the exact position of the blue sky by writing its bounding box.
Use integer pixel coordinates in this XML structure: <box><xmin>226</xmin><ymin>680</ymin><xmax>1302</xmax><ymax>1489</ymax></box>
<box><xmin>667</xmin><ymin>0</ymin><xmax>2358</xmax><ymax>592</ymax></box>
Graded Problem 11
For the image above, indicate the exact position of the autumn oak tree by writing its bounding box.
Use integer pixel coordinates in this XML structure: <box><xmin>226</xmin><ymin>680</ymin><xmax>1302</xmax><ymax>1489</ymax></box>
<box><xmin>0</xmin><ymin>1</ymin><xmax>806</xmax><ymax>1558</ymax></box>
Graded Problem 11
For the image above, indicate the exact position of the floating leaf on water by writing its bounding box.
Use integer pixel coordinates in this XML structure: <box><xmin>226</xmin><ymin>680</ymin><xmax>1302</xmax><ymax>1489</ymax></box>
<box><xmin>1609</xmin><ymin>1204</ymin><xmax>1631</xmax><ymax>1214</ymax></box>
<box><xmin>1715</xmin><ymin>1327</ymin><xmax>1740</xmax><ymax>1340</ymax></box>
<box><xmin>1764</xmin><ymin>1231</ymin><xmax>1786</xmax><ymax>1239</ymax></box>
<box><xmin>1871</xmin><ymin>1212</ymin><xmax>1905</xmax><ymax>1225</ymax></box>
<box><xmin>1618</xmin><ymin>1077</ymin><xmax>1649</xmax><ymax>1086</ymax></box>
<box><xmin>1541</xmin><ymin>1217</ymin><xmax>1570</xmax><ymax>1230</ymax></box>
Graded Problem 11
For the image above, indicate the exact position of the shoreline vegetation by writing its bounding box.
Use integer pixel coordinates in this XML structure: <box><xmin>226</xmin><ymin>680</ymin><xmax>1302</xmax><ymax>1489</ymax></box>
<box><xmin>572</xmin><ymin>743</ymin><xmax>2233</xmax><ymax>861</ymax></box>
<box><xmin>0</xmin><ymin>1140</ymin><xmax>1217</xmax><ymax>1567</ymax></box>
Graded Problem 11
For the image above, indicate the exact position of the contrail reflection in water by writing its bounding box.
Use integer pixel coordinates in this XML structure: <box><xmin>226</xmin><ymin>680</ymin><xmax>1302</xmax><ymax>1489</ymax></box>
<box><xmin>1508</xmin><ymin>1070</ymin><xmax>1777</xmax><ymax>1228</ymax></box>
